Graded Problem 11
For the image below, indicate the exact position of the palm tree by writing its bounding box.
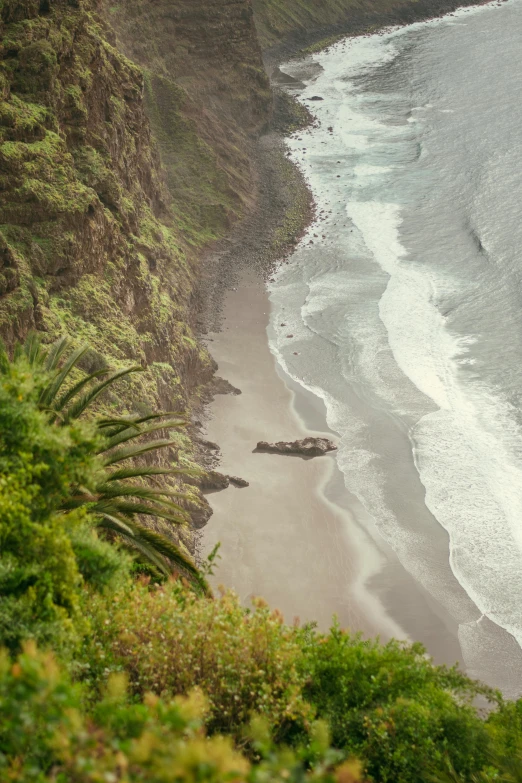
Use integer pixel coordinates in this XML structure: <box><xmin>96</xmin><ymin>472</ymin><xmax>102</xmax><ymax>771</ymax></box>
<box><xmin>2</xmin><ymin>333</ymin><xmax>210</xmax><ymax>596</ymax></box>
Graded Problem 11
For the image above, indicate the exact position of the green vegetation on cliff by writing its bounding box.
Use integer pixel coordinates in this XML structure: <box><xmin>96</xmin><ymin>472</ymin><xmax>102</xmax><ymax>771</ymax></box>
<box><xmin>0</xmin><ymin>0</ymin><xmax>246</xmax><ymax>542</ymax></box>
<box><xmin>0</xmin><ymin>336</ymin><xmax>210</xmax><ymax>655</ymax></box>
<box><xmin>0</xmin><ymin>0</ymin><xmax>211</xmax><ymax>394</ymax></box>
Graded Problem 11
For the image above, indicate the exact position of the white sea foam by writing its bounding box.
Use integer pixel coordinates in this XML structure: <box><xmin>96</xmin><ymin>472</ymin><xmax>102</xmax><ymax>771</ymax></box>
<box><xmin>271</xmin><ymin>0</ymin><xmax>522</xmax><ymax>674</ymax></box>
<box><xmin>347</xmin><ymin>197</ymin><xmax>522</xmax><ymax>646</ymax></box>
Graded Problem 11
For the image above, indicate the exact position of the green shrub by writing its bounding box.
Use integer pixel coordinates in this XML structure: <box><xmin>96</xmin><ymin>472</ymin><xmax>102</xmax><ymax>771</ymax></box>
<box><xmin>68</xmin><ymin>521</ymin><xmax>133</xmax><ymax>595</ymax></box>
<box><xmin>0</xmin><ymin>355</ymin><xmax>101</xmax><ymax>654</ymax></box>
<box><xmin>301</xmin><ymin>624</ymin><xmax>497</xmax><ymax>782</ymax></box>
<box><xmin>80</xmin><ymin>581</ymin><xmax>522</xmax><ymax>782</ymax></box>
<box><xmin>5</xmin><ymin>333</ymin><xmax>209</xmax><ymax>592</ymax></box>
<box><xmin>83</xmin><ymin>583</ymin><xmax>314</xmax><ymax>744</ymax></box>
<box><xmin>484</xmin><ymin>699</ymin><xmax>522</xmax><ymax>779</ymax></box>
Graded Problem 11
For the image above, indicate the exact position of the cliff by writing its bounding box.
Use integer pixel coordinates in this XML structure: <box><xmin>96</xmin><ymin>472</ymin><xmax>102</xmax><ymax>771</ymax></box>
<box><xmin>0</xmin><ymin>0</ymin><xmax>273</xmax><ymax>541</ymax></box>
<box><xmin>103</xmin><ymin>0</ymin><xmax>271</xmax><ymax>240</ymax></box>
<box><xmin>0</xmin><ymin>0</ymin><xmax>207</xmax><ymax>394</ymax></box>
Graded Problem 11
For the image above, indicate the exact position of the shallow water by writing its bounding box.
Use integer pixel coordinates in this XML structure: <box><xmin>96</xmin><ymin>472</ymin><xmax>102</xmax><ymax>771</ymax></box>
<box><xmin>270</xmin><ymin>0</ymin><xmax>522</xmax><ymax>694</ymax></box>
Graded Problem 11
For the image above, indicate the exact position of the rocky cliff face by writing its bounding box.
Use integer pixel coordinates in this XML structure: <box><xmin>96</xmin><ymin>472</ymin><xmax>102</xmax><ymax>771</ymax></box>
<box><xmin>103</xmin><ymin>0</ymin><xmax>271</xmax><ymax>245</ymax></box>
<box><xmin>0</xmin><ymin>0</ymin><xmax>202</xmax><ymax>394</ymax></box>
<box><xmin>0</xmin><ymin>0</ymin><xmax>272</xmax><ymax>543</ymax></box>
<box><xmin>0</xmin><ymin>0</ymin><xmax>270</xmax><ymax>373</ymax></box>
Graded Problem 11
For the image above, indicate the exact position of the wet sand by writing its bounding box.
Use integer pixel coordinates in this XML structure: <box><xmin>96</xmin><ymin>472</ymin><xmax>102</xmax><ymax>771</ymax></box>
<box><xmin>201</xmin><ymin>270</ymin><xmax>463</xmax><ymax>662</ymax></box>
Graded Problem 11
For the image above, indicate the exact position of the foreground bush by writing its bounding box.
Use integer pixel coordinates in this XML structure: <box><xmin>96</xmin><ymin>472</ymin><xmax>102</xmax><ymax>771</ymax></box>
<box><xmin>0</xmin><ymin>643</ymin><xmax>356</xmax><ymax>783</ymax></box>
<box><xmin>84</xmin><ymin>583</ymin><xmax>313</xmax><ymax>744</ymax></box>
<box><xmin>2</xmin><ymin>339</ymin><xmax>522</xmax><ymax>781</ymax></box>
<box><xmin>80</xmin><ymin>581</ymin><xmax>522</xmax><ymax>782</ymax></box>
<box><xmin>301</xmin><ymin>625</ymin><xmax>497</xmax><ymax>782</ymax></box>
<box><xmin>2</xmin><ymin>334</ymin><xmax>208</xmax><ymax>591</ymax></box>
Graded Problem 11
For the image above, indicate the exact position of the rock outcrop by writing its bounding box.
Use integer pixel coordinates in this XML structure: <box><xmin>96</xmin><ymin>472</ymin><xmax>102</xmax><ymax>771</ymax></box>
<box><xmin>229</xmin><ymin>475</ymin><xmax>250</xmax><ymax>488</ymax></box>
<box><xmin>199</xmin><ymin>471</ymin><xmax>250</xmax><ymax>491</ymax></box>
<box><xmin>255</xmin><ymin>437</ymin><xmax>337</xmax><ymax>457</ymax></box>
<box><xmin>200</xmin><ymin>471</ymin><xmax>231</xmax><ymax>492</ymax></box>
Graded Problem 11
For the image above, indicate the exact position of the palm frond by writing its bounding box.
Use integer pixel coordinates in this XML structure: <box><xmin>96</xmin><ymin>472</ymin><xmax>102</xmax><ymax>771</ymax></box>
<box><xmin>94</xmin><ymin>482</ymin><xmax>185</xmax><ymax>502</ymax></box>
<box><xmin>96</xmin><ymin>417</ymin><xmax>142</xmax><ymax>434</ymax></box>
<box><xmin>39</xmin><ymin>343</ymin><xmax>90</xmax><ymax>407</ymax></box>
<box><xmin>62</xmin><ymin>365</ymin><xmax>143</xmax><ymax>423</ymax></box>
<box><xmin>44</xmin><ymin>335</ymin><xmax>70</xmax><ymax>372</ymax></box>
<box><xmin>93</xmin><ymin>498</ymin><xmax>187</xmax><ymax>523</ymax></box>
<box><xmin>106</xmin><ymin>465</ymin><xmax>200</xmax><ymax>482</ymax></box>
<box><xmin>102</xmin><ymin>420</ymin><xmax>182</xmax><ymax>452</ymax></box>
<box><xmin>97</xmin><ymin>411</ymin><xmax>185</xmax><ymax>430</ymax></box>
<box><xmin>95</xmin><ymin>513</ymin><xmax>135</xmax><ymax>537</ymax></box>
<box><xmin>98</xmin><ymin>515</ymin><xmax>211</xmax><ymax>595</ymax></box>
<box><xmin>23</xmin><ymin>332</ymin><xmax>45</xmax><ymax>366</ymax></box>
<box><xmin>102</xmin><ymin>438</ymin><xmax>176</xmax><ymax>466</ymax></box>
<box><xmin>131</xmin><ymin>525</ymin><xmax>207</xmax><ymax>585</ymax></box>
<box><xmin>54</xmin><ymin>367</ymin><xmax>112</xmax><ymax>413</ymax></box>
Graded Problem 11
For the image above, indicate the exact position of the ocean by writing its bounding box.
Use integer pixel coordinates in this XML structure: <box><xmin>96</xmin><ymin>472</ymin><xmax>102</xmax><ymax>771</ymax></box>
<box><xmin>271</xmin><ymin>0</ymin><xmax>522</xmax><ymax>693</ymax></box>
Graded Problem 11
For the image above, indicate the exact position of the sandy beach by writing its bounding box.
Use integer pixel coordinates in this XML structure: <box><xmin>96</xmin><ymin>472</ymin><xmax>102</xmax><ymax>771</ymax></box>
<box><xmin>201</xmin><ymin>270</ymin><xmax>465</xmax><ymax>664</ymax></box>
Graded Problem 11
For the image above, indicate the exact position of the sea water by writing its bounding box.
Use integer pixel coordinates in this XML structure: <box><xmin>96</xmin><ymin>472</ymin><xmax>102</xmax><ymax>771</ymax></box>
<box><xmin>270</xmin><ymin>0</ymin><xmax>522</xmax><ymax>692</ymax></box>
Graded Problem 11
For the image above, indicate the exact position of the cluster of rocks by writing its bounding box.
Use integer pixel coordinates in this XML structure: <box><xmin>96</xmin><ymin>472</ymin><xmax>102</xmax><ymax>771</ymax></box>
<box><xmin>196</xmin><ymin>437</ymin><xmax>336</xmax><ymax>496</ymax></box>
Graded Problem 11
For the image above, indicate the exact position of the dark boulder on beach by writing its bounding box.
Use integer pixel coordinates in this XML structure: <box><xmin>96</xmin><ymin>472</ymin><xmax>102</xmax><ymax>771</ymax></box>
<box><xmin>229</xmin><ymin>475</ymin><xmax>250</xmax><ymax>488</ymax></box>
<box><xmin>255</xmin><ymin>437</ymin><xmax>336</xmax><ymax>457</ymax></box>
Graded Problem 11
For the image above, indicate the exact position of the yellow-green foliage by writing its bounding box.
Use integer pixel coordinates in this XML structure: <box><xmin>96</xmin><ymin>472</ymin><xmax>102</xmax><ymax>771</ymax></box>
<box><xmin>85</xmin><ymin>583</ymin><xmax>314</xmax><ymax>743</ymax></box>
<box><xmin>0</xmin><ymin>0</ymin><xmax>212</xmax><ymax>428</ymax></box>
<box><xmin>0</xmin><ymin>341</ymin><xmax>140</xmax><ymax>655</ymax></box>
<box><xmin>77</xmin><ymin>577</ymin><xmax>522</xmax><ymax>783</ymax></box>
<box><xmin>0</xmin><ymin>643</ymin><xmax>355</xmax><ymax>782</ymax></box>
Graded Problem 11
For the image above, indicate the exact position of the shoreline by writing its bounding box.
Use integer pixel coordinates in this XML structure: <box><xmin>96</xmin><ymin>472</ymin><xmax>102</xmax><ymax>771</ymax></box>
<box><xmin>261</xmin><ymin>0</ymin><xmax>496</xmax><ymax>69</ymax></box>
<box><xmin>197</xmin><ymin>0</ymin><xmax>521</xmax><ymax>688</ymax></box>
<box><xmin>200</xmin><ymin>270</ymin><xmax>467</xmax><ymax>668</ymax></box>
<box><xmin>201</xmin><ymin>271</ymin><xmax>405</xmax><ymax>641</ymax></box>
